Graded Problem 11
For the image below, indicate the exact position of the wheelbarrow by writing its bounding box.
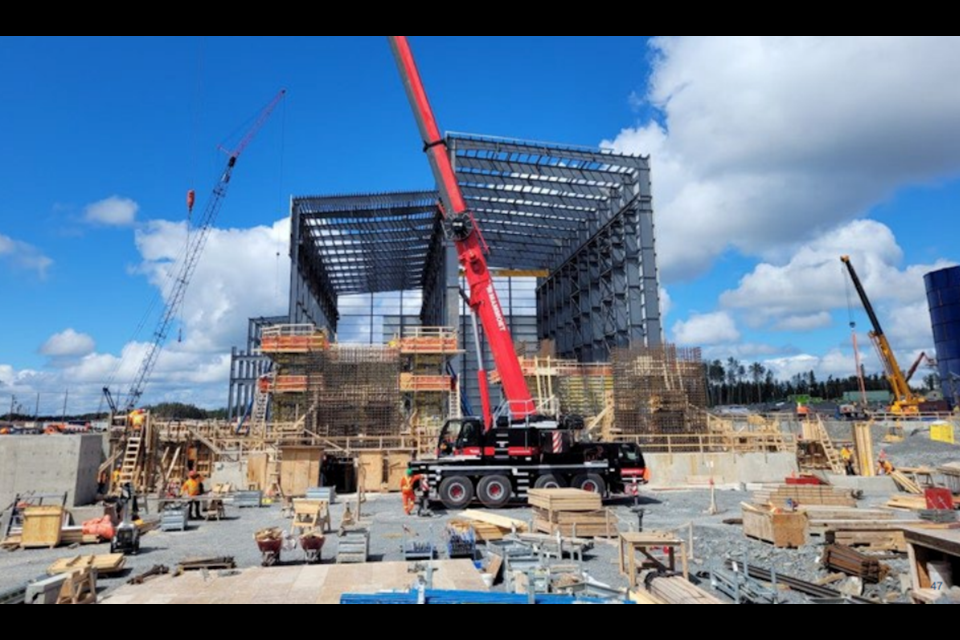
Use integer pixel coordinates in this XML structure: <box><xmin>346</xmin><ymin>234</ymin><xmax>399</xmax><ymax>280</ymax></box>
<box><xmin>300</xmin><ymin>532</ymin><xmax>326</xmax><ymax>565</ymax></box>
<box><xmin>254</xmin><ymin>529</ymin><xmax>284</xmax><ymax>567</ymax></box>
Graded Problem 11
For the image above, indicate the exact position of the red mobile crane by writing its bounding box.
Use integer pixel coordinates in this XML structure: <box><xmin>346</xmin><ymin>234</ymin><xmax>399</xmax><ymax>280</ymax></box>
<box><xmin>389</xmin><ymin>36</ymin><xmax>646</xmax><ymax>509</ymax></box>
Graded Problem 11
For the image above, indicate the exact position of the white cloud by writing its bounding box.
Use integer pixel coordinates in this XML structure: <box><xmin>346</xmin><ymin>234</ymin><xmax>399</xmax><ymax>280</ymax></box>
<box><xmin>772</xmin><ymin>312</ymin><xmax>834</xmax><ymax>333</ymax></box>
<box><xmin>673</xmin><ymin>311</ymin><xmax>740</xmax><ymax>346</ymax></box>
<box><xmin>764</xmin><ymin>350</ymin><xmax>860</xmax><ymax>381</ymax></box>
<box><xmin>84</xmin><ymin>196</ymin><xmax>139</xmax><ymax>226</ymax></box>
<box><xmin>605</xmin><ymin>36</ymin><xmax>960</xmax><ymax>283</ymax></box>
<box><xmin>720</xmin><ymin>219</ymin><xmax>954</xmax><ymax>332</ymax></box>
<box><xmin>704</xmin><ymin>343</ymin><xmax>798</xmax><ymax>362</ymax></box>
<box><xmin>659</xmin><ymin>287</ymin><xmax>672</xmax><ymax>319</ymax></box>
<box><xmin>0</xmin><ymin>232</ymin><xmax>52</xmax><ymax>277</ymax></box>
<box><xmin>134</xmin><ymin>217</ymin><xmax>291</xmax><ymax>354</ymax></box>
<box><xmin>40</xmin><ymin>329</ymin><xmax>96</xmax><ymax>358</ymax></box>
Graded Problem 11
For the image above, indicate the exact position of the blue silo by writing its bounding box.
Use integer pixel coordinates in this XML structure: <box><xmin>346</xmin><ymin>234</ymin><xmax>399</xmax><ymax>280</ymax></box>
<box><xmin>926</xmin><ymin>266</ymin><xmax>960</xmax><ymax>408</ymax></box>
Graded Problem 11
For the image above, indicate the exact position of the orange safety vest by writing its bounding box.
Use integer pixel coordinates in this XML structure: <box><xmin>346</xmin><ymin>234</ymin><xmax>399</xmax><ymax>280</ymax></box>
<box><xmin>400</xmin><ymin>476</ymin><xmax>418</xmax><ymax>495</ymax></box>
<box><xmin>182</xmin><ymin>478</ymin><xmax>201</xmax><ymax>497</ymax></box>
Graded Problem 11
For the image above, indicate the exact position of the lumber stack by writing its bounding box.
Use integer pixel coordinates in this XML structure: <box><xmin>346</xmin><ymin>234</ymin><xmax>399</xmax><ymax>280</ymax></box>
<box><xmin>826</xmin><ymin>529</ymin><xmax>907</xmax><ymax>553</ymax></box>
<box><xmin>529</xmin><ymin>489</ymin><xmax>617</xmax><ymax>538</ymax></box>
<box><xmin>645</xmin><ymin>576</ymin><xmax>726</xmax><ymax>605</ymax></box>
<box><xmin>455</xmin><ymin>511</ymin><xmax>528</xmax><ymax>542</ymax></box>
<box><xmin>742</xmin><ymin>504</ymin><xmax>808</xmax><ymax>548</ymax></box>
<box><xmin>887</xmin><ymin>495</ymin><xmax>960</xmax><ymax>512</ymax></box>
<box><xmin>752</xmin><ymin>484</ymin><xmax>857</xmax><ymax>508</ymax></box>
<box><xmin>800</xmin><ymin>507</ymin><xmax>896</xmax><ymax>536</ymax></box>
<box><xmin>891</xmin><ymin>471</ymin><xmax>924</xmax><ymax>495</ymax></box>
<box><xmin>821</xmin><ymin>544</ymin><xmax>890</xmax><ymax>584</ymax></box>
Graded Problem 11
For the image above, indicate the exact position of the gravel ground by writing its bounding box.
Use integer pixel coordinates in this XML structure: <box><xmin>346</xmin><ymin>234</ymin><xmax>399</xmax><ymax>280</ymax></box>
<box><xmin>3</xmin><ymin>422</ymin><xmax>957</xmax><ymax>604</ymax></box>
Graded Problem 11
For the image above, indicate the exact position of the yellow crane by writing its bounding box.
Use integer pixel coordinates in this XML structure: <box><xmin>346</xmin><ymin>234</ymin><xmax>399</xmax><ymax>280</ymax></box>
<box><xmin>842</xmin><ymin>256</ymin><xmax>924</xmax><ymax>415</ymax></box>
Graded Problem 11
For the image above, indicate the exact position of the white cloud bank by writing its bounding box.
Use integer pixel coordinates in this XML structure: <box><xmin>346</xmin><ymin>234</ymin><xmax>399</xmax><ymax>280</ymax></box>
<box><xmin>0</xmin><ymin>232</ymin><xmax>52</xmax><ymax>277</ymax></box>
<box><xmin>605</xmin><ymin>36</ymin><xmax>960</xmax><ymax>283</ymax></box>
<box><xmin>673</xmin><ymin>312</ymin><xmax>741</xmax><ymax>346</ymax></box>
<box><xmin>40</xmin><ymin>329</ymin><xmax>96</xmax><ymax>358</ymax></box>
<box><xmin>84</xmin><ymin>196</ymin><xmax>139</xmax><ymax>226</ymax></box>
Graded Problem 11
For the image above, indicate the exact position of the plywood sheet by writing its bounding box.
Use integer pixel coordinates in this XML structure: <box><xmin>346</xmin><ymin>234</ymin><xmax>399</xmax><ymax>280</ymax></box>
<box><xmin>103</xmin><ymin>561</ymin><xmax>487</xmax><ymax>605</ymax></box>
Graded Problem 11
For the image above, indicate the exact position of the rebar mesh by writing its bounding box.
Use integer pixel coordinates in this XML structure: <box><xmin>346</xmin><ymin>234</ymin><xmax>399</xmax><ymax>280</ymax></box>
<box><xmin>611</xmin><ymin>345</ymin><xmax>708</xmax><ymax>436</ymax></box>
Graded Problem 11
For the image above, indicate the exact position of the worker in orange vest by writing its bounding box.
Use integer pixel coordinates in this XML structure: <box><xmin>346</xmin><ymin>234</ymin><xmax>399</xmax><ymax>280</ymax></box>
<box><xmin>400</xmin><ymin>469</ymin><xmax>423</xmax><ymax>516</ymax></box>
<box><xmin>182</xmin><ymin>471</ymin><xmax>204</xmax><ymax>520</ymax></box>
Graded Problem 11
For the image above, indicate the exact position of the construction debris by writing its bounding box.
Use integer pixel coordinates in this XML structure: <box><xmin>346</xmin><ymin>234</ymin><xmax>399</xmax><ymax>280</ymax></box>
<box><xmin>127</xmin><ymin>565</ymin><xmax>170</xmax><ymax>585</ymax></box>
<box><xmin>456</xmin><ymin>511</ymin><xmax>528</xmax><ymax>541</ymax></box>
<box><xmin>822</xmin><ymin>544</ymin><xmax>891</xmax><ymax>584</ymax></box>
<box><xmin>175</xmin><ymin>557</ymin><xmax>237</xmax><ymax>575</ymax></box>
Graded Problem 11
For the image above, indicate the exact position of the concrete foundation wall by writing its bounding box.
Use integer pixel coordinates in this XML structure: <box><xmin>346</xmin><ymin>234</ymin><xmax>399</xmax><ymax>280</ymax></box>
<box><xmin>645</xmin><ymin>452</ymin><xmax>798</xmax><ymax>488</ymax></box>
<box><xmin>0</xmin><ymin>435</ymin><xmax>105</xmax><ymax>508</ymax></box>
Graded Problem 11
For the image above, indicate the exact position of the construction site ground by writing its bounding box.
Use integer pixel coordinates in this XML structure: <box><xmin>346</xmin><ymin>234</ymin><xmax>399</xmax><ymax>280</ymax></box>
<box><xmin>2</xmin><ymin>428</ymin><xmax>956</xmax><ymax>604</ymax></box>
<box><xmin>0</xmin><ymin>490</ymin><xmax>916</xmax><ymax>604</ymax></box>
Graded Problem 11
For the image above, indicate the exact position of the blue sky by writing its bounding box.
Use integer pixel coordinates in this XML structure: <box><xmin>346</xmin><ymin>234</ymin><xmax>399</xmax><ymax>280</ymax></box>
<box><xmin>1</xmin><ymin>36</ymin><xmax>959</xmax><ymax>412</ymax></box>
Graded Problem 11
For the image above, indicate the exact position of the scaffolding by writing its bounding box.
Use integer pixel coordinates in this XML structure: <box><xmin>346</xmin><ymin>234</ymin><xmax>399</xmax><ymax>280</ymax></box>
<box><xmin>398</xmin><ymin>327</ymin><xmax>462</xmax><ymax>451</ymax></box>
<box><xmin>611</xmin><ymin>346</ymin><xmax>709</xmax><ymax>438</ymax></box>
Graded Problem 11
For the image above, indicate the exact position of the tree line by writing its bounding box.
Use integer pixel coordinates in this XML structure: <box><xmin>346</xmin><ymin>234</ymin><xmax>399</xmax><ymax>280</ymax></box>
<box><xmin>704</xmin><ymin>358</ymin><xmax>937</xmax><ymax>407</ymax></box>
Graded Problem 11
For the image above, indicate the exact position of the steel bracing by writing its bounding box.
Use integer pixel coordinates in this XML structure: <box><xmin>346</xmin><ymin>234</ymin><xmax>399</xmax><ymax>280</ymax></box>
<box><xmin>238</xmin><ymin>134</ymin><xmax>662</xmax><ymax>413</ymax></box>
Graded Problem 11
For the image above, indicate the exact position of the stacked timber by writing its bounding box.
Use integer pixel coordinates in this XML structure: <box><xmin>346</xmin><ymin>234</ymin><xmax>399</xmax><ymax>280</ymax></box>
<box><xmin>888</xmin><ymin>495</ymin><xmax>960</xmax><ymax>512</ymax></box>
<box><xmin>821</xmin><ymin>544</ymin><xmax>890</xmax><ymax>584</ymax></box>
<box><xmin>645</xmin><ymin>576</ymin><xmax>725</xmax><ymax>605</ymax></box>
<box><xmin>800</xmin><ymin>507</ymin><xmax>896</xmax><ymax>536</ymax></box>
<box><xmin>529</xmin><ymin>489</ymin><xmax>617</xmax><ymax>539</ymax></box>
<box><xmin>455</xmin><ymin>511</ymin><xmax>528</xmax><ymax>542</ymax></box>
<box><xmin>891</xmin><ymin>471</ymin><xmax>924</xmax><ymax>495</ymax></box>
<box><xmin>752</xmin><ymin>484</ymin><xmax>857</xmax><ymax>509</ymax></box>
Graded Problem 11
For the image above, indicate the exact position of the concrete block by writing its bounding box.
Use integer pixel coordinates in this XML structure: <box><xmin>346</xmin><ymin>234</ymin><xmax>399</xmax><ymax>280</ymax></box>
<box><xmin>0</xmin><ymin>434</ymin><xmax>105</xmax><ymax>508</ymax></box>
<box><xmin>645</xmin><ymin>452</ymin><xmax>798</xmax><ymax>488</ymax></box>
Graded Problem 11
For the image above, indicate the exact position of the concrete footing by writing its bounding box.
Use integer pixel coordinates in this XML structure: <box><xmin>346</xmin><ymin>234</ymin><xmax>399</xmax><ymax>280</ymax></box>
<box><xmin>645</xmin><ymin>452</ymin><xmax>799</xmax><ymax>489</ymax></box>
<box><xmin>0</xmin><ymin>434</ymin><xmax>104</xmax><ymax>508</ymax></box>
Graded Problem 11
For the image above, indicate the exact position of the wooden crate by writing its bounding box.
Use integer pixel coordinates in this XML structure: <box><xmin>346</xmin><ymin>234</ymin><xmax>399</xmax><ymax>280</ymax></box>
<box><xmin>21</xmin><ymin>506</ymin><xmax>65</xmax><ymax>549</ymax></box>
<box><xmin>742</xmin><ymin>504</ymin><xmax>808</xmax><ymax>549</ymax></box>
<box><xmin>279</xmin><ymin>447</ymin><xmax>323</xmax><ymax>498</ymax></box>
<box><xmin>528</xmin><ymin>489</ymin><xmax>603</xmax><ymax>512</ymax></box>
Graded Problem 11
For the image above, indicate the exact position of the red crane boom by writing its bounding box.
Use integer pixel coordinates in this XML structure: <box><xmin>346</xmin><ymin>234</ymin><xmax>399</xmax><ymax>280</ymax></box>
<box><xmin>388</xmin><ymin>36</ymin><xmax>535</xmax><ymax>426</ymax></box>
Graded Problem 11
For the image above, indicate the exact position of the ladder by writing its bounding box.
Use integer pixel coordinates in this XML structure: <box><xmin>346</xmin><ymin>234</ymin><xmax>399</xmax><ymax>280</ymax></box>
<box><xmin>118</xmin><ymin>435</ymin><xmax>143</xmax><ymax>488</ymax></box>
<box><xmin>252</xmin><ymin>372</ymin><xmax>274</xmax><ymax>428</ymax></box>
<box><xmin>814</xmin><ymin>417</ymin><xmax>846</xmax><ymax>475</ymax></box>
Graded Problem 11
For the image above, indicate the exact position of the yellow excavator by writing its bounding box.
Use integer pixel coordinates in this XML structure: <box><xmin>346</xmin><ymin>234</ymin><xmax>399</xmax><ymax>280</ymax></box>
<box><xmin>842</xmin><ymin>256</ymin><xmax>924</xmax><ymax>415</ymax></box>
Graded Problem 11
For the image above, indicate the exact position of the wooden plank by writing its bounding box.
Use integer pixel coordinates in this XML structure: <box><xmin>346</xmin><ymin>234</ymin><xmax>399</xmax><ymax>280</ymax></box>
<box><xmin>21</xmin><ymin>506</ymin><xmax>65</xmax><ymax>549</ymax></box>
<box><xmin>461</xmin><ymin>510</ymin><xmax>529</xmax><ymax>533</ymax></box>
<box><xmin>279</xmin><ymin>447</ymin><xmax>323</xmax><ymax>498</ymax></box>
<box><xmin>386</xmin><ymin>452</ymin><xmax>412</xmax><ymax>493</ymax></box>
<box><xmin>246</xmin><ymin>453</ymin><xmax>269</xmax><ymax>491</ymax></box>
<box><xmin>48</xmin><ymin>554</ymin><xmax>127</xmax><ymax>576</ymax></box>
<box><xmin>528</xmin><ymin>489</ymin><xmax>602</xmax><ymax>512</ymax></box>
<box><xmin>357</xmin><ymin>452</ymin><xmax>386</xmax><ymax>493</ymax></box>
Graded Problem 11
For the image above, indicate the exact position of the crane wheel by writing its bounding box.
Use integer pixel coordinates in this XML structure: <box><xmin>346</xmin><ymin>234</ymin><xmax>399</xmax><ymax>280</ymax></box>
<box><xmin>477</xmin><ymin>476</ymin><xmax>512</xmax><ymax>509</ymax></box>
<box><xmin>534</xmin><ymin>474</ymin><xmax>568</xmax><ymax>491</ymax></box>
<box><xmin>439</xmin><ymin>476</ymin><xmax>475</xmax><ymax>511</ymax></box>
<box><xmin>572</xmin><ymin>474</ymin><xmax>607</xmax><ymax>496</ymax></box>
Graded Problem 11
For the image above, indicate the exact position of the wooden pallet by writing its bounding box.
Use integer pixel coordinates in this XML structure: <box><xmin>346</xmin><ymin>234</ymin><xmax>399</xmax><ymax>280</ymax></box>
<box><xmin>48</xmin><ymin>554</ymin><xmax>127</xmax><ymax>577</ymax></box>
<box><xmin>534</xmin><ymin>508</ymin><xmax>618</xmax><ymax>538</ymax></box>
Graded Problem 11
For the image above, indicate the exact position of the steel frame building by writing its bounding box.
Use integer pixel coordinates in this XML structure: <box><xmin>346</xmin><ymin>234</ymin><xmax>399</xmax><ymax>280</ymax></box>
<box><xmin>229</xmin><ymin>134</ymin><xmax>662</xmax><ymax>417</ymax></box>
